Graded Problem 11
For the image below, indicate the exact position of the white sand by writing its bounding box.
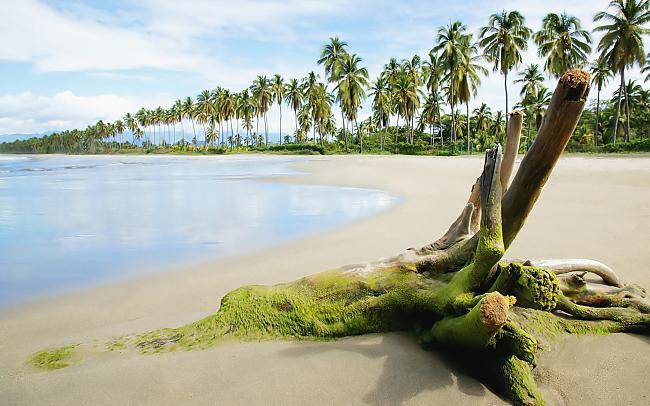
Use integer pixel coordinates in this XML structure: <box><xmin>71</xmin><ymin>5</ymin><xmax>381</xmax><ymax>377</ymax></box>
<box><xmin>1</xmin><ymin>155</ymin><xmax>649</xmax><ymax>405</ymax></box>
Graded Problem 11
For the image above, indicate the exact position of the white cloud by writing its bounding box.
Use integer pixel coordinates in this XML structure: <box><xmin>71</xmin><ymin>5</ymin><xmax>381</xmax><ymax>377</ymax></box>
<box><xmin>0</xmin><ymin>91</ymin><xmax>161</xmax><ymax>134</ymax></box>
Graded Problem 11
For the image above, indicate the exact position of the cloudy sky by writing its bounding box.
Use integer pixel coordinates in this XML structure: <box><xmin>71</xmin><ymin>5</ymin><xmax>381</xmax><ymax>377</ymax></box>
<box><xmin>0</xmin><ymin>0</ymin><xmax>645</xmax><ymax>137</ymax></box>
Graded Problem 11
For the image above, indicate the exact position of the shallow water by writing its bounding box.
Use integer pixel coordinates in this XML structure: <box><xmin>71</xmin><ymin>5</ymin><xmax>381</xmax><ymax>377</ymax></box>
<box><xmin>0</xmin><ymin>155</ymin><xmax>395</xmax><ymax>306</ymax></box>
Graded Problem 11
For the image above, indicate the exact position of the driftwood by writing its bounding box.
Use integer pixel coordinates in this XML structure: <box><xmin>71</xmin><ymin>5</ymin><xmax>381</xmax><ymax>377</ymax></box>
<box><xmin>35</xmin><ymin>70</ymin><xmax>649</xmax><ymax>405</ymax></box>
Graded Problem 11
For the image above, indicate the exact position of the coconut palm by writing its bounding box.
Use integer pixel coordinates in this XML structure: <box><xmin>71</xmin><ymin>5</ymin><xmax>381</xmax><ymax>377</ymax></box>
<box><xmin>525</xmin><ymin>86</ymin><xmax>552</xmax><ymax>150</ymax></box>
<box><xmin>433</xmin><ymin>21</ymin><xmax>469</xmax><ymax>147</ymax></box>
<box><xmin>335</xmin><ymin>54</ymin><xmax>369</xmax><ymax>152</ymax></box>
<box><xmin>272</xmin><ymin>74</ymin><xmax>285</xmax><ymax>144</ymax></box>
<box><xmin>251</xmin><ymin>76</ymin><xmax>273</xmax><ymax>145</ymax></box>
<box><xmin>317</xmin><ymin>37</ymin><xmax>349</xmax><ymax>82</ymax></box>
<box><xmin>455</xmin><ymin>35</ymin><xmax>487</xmax><ymax>153</ymax></box>
<box><xmin>514</xmin><ymin>64</ymin><xmax>544</xmax><ymax>99</ymax></box>
<box><xmin>182</xmin><ymin>97</ymin><xmax>197</xmax><ymax>143</ymax></box>
<box><xmin>285</xmin><ymin>79</ymin><xmax>303</xmax><ymax>142</ymax></box>
<box><xmin>422</xmin><ymin>52</ymin><xmax>445</xmax><ymax>143</ymax></box>
<box><xmin>479</xmin><ymin>11</ymin><xmax>532</xmax><ymax>133</ymax></box>
<box><xmin>594</xmin><ymin>0</ymin><xmax>650</xmax><ymax>142</ymax></box>
<box><xmin>590</xmin><ymin>59</ymin><xmax>612</xmax><ymax>145</ymax></box>
<box><xmin>173</xmin><ymin>99</ymin><xmax>184</xmax><ymax>145</ymax></box>
<box><xmin>534</xmin><ymin>13</ymin><xmax>592</xmax><ymax>77</ymax></box>
<box><xmin>196</xmin><ymin>90</ymin><xmax>213</xmax><ymax>145</ymax></box>
<box><xmin>370</xmin><ymin>76</ymin><xmax>391</xmax><ymax>149</ymax></box>
<box><xmin>123</xmin><ymin>112</ymin><xmax>138</xmax><ymax>145</ymax></box>
<box><xmin>473</xmin><ymin>103</ymin><xmax>492</xmax><ymax>134</ymax></box>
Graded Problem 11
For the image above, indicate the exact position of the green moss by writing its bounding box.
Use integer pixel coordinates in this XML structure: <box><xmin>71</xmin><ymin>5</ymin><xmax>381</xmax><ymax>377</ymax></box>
<box><xmin>498</xmin><ymin>355</ymin><xmax>544</xmax><ymax>406</ymax></box>
<box><xmin>491</xmin><ymin>263</ymin><xmax>559</xmax><ymax>311</ymax></box>
<box><xmin>30</xmin><ymin>345</ymin><xmax>77</xmax><ymax>370</ymax></box>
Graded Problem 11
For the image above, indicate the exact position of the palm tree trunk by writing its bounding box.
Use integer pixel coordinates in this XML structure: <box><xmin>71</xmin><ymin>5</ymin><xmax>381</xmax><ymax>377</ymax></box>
<box><xmin>594</xmin><ymin>88</ymin><xmax>600</xmax><ymax>146</ymax></box>
<box><xmin>613</xmin><ymin>70</ymin><xmax>623</xmax><ymax>144</ymax></box>
<box><xmin>356</xmin><ymin>119</ymin><xmax>362</xmax><ymax>153</ymax></box>
<box><xmin>466</xmin><ymin>101</ymin><xmax>471</xmax><ymax>154</ymax></box>
<box><xmin>526</xmin><ymin>114</ymin><xmax>532</xmax><ymax>152</ymax></box>
<box><xmin>191</xmin><ymin>119</ymin><xmax>197</xmax><ymax>143</ymax></box>
<box><xmin>624</xmin><ymin>77</ymin><xmax>631</xmax><ymax>143</ymax></box>
<box><xmin>504</xmin><ymin>71</ymin><xmax>509</xmax><ymax>139</ymax></box>
<box><xmin>395</xmin><ymin>114</ymin><xmax>400</xmax><ymax>143</ymax></box>
<box><xmin>279</xmin><ymin>104</ymin><xmax>282</xmax><ymax>145</ymax></box>
<box><xmin>294</xmin><ymin>109</ymin><xmax>298</xmax><ymax>142</ymax></box>
<box><xmin>264</xmin><ymin>113</ymin><xmax>269</xmax><ymax>145</ymax></box>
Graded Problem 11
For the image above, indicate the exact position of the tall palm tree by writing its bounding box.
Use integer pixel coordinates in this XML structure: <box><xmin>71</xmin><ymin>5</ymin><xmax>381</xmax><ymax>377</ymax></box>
<box><xmin>594</xmin><ymin>0</ymin><xmax>650</xmax><ymax>142</ymax></box>
<box><xmin>534</xmin><ymin>13</ymin><xmax>592</xmax><ymax>77</ymax></box>
<box><xmin>473</xmin><ymin>103</ymin><xmax>492</xmax><ymax>134</ymax></box>
<box><xmin>182</xmin><ymin>97</ymin><xmax>197</xmax><ymax>143</ymax></box>
<box><xmin>433</xmin><ymin>21</ymin><xmax>469</xmax><ymax>148</ymax></box>
<box><xmin>455</xmin><ymin>35</ymin><xmax>487</xmax><ymax>153</ymax></box>
<box><xmin>272</xmin><ymin>74</ymin><xmax>285</xmax><ymax>144</ymax></box>
<box><xmin>422</xmin><ymin>52</ymin><xmax>445</xmax><ymax>144</ymax></box>
<box><xmin>123</xmin><ymin>112</ymin><xmax>138</xmax><ymax>145</ymax></box>
<box><xmin>514</xmin><ymin>64</ymin><xmax>544</xmax><ymax>99</ymax></box>
<box><xmin>370</xmin><ymin>76</ymin><xmax>391</xmax><ymax>149</ymax></box>
<box><xmin>525</xmin><ymin>86</ymin><xmax>552</xmax><ymax>150</ymax></box>
<box><xmin>197</xmin><ymin>90</ymin><xmax>213</xmax><ymax>146</ymax></box>
<box><xmin>335</xmin><ymin>54</ymin><xmax>369</xmax><ymax>152</ymax></box>
<box><xmin>590</xmin><ymin>59</ymin><xmax>612</xmax><ymax>145</ymax></box>
<box><xmin>173</xmin><ymin>99</ymin><xmax>184</xmax><ymax>145</ymax></box>
<box><xmin>479</xmin><ymin>10</ymin><xmax>532</xmax><ymax>134</ymax></box>
<box><xmin>251</xmin><ymin>76</ymin><xmax>273</xmax><ymax>145</ymax></box>
<box><xmin>285</xmin><ymin>79</ymin><xmax>303</xmax><ymax>142</ymax></box>
<box><xmin>317</xmin><ymin>37</ymin><xmax>349</xmax><ymax>83</ymax></box>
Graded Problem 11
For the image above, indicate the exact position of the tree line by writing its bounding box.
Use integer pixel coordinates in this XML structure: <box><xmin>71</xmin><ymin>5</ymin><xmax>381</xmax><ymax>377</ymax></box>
<box><xmin>3</xmin><ymin>0</ymin><xmax>650</xmax><ymax>155</ymax></box>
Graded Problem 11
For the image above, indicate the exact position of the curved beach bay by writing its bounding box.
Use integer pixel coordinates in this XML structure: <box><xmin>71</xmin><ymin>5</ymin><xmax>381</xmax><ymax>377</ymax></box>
<box><xmin>1</xmin><ymin>155</ymin><xmax>649</xmax><ymax>405</ymax></box>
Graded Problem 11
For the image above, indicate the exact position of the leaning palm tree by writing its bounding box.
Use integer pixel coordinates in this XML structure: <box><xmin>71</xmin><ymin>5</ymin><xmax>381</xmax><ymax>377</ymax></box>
<box><xmin>594</xmin><ymin>0</ymin><xmax>650</xmax><ymax>142</ymax></box>
<box><xmin>514</xmin><ymin>64</ymin><xmax>544</xmax><ymax>99</ymax></box>
<box><xmin>285</xmin><ymin>79</ymin><xmax>303</xmax><ymax>142</ymax></box>
<box><xmin>335</xmin><ymin>54</ymin><xmax>369</xmax><ymax>152</ymax></box>
<box><xmin>433</xmin><ymin>21</ymin><xmax>469</xmax><ymax>148</ymax></box>
<box><xmin>534</xmin><ymin>13</ymin><xmax>592</xmax><ymax>77</ymax></box>
<box><xmin>479</xmin><ymin>10</ymin><xmax>532</xmax><ymax>133</ymax></box>
<box><xmin>272</xmin><ymin>74</ymin><xmax>285</xmax><ymax>144</ymax></box>
<box><xmin>590</xmin><ymin>58</ymin><xmax>612</xmax><ymax>145</ymax></box>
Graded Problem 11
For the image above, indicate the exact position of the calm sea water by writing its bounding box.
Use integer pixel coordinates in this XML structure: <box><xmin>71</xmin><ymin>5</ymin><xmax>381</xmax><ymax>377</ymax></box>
<box><xmin>0</xmin><ymin>155</ymin><xmax>395</xmax><ymax>307</ymax></box>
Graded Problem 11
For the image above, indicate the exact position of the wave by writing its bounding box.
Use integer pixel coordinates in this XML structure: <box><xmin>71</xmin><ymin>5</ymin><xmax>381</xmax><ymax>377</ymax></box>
<box><xmin>0</xmin><ymin>156</ymin><xmax>31</xmax><ymax>162</ymax></box>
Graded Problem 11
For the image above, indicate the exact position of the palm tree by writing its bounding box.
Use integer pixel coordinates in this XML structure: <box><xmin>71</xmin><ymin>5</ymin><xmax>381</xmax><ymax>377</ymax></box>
<box><xmin>392</xmin><ymin>73</ymin><xmax>421</xmax><ymax>144</ymax></box>
<box><xmin>197</xmin><ymin>90</ymin><xmax>213</xmax><ymax>146</ymax></box>
<box><xmin>514</xmin><ymin>64</ymin><xmax>544</xmax><ymax>99</ymax></box>
<box><xmin>173</xmin><ymin>99</ymin><xmax>184</xmax><ymax>145</ymax></box>
<box><xmin>473</xmin><ymin>103</ymin><xmax>492</xmax><ymax>134</ymax></box>
<box><xmin>433</xmin><ymin>21</ymin><xmax>469</xmax><ymax>148</ymax></box>
<box><xmin>525</xmin><ymin>86</ymin><xmax>552</xmax><ymax>150</ymax></box>
<box><xmin>590</xmin><ymin>59</ymin><xmax>612</xmax><ymax>145</ymax></box>
<box><xmin>479</xmin><ymin>10</ymin><xmax>532</xmax><ymax>134</ymax></box>
<box><xmin>370</xmin><ymin>76</ymin><xmax>391</xmax><ymax>149</ymax></box>
<box><xmin>534</xmin><ymin>13</ymin><xmax>592</xmax><ymax>77</ymax></box>
<box><xmin>335</xmin><ymin>54</ymin><xmax>369</xmax><ymax>152</ymax></box>
<box><xmin>612</xmin><ymin>79</ymin><xmax>644</xmax><ymax>138</ymax></box>
<box><xmin>251</xmin><ymin>76</ymin><xmax>273</xmax><ymax>145</ymax></box>
<box><xmin>123</xmin><ymin>112</ymin><xmax>138</xmax><ymax>145</ymax></box>
<box><xmin>272</xmin><ymin>74</ymin><xmax>285</xmax><ymax>144</ymax></box>
<box><xmin>182</xmin><ymin>97</ymin><xmax>197</xmax><ymax>143</ymax></box>
<box><xmin>317</xmin><ymin>37</ymin><xmax>349</xmax><ymax>83</ymax></box>
<box><xmin>455</xmin><ymin>35</ymin><xmax>487</xmax><ymax>153</ymax></box>
<box><xmin>594</xmin><ymin>0</ymin><xmax>650</xmax><ymax>142</ymax></box>
<box><xmin>423</xmin><ymin>52</ymin><xmax>445</xmax><ymax>144</ymax></box>
<box><xmin>285</xmin><ymin>79</ymin><xmax>303</xmax><ymax>142</ymax></box>
<box><xmin>114</xmin><ymin>119</ymin><xmax>125</xmax><ymax>148</ymax></box>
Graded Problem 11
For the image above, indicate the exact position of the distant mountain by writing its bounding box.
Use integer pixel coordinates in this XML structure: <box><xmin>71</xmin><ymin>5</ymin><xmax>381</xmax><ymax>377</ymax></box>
<box><xmin>0</xmin><ymin>133</ymin><xmax>49</xmax><ymax>143</ymax></box>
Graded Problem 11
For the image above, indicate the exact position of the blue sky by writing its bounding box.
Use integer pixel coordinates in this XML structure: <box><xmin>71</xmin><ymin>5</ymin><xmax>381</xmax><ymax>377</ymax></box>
<box><xmin>0</xmin><ymin>0</ymin><xmax>644</xmax><ymax>137</ymax></box>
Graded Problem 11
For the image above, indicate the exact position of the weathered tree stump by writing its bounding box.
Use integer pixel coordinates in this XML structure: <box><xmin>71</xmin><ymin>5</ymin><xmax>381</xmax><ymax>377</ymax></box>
<box><xmin>36</xmin><ymin>70</ymin><xmax>649</xmax><ymax>405</ymax></box>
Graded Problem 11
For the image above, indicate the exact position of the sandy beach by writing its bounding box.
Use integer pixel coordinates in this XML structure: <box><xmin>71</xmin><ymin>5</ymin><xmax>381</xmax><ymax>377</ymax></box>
<box><xmin>1</xmin><ymin>154</ymin><xmax>649</xmax><ymax>405</ymax></box>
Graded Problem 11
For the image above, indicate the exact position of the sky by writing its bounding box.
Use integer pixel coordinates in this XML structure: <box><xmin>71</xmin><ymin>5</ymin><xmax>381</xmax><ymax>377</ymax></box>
<box><xmin>0</xmin><ymin>0</ymin><xmax>646</xmax><ymax>138</ymax></box>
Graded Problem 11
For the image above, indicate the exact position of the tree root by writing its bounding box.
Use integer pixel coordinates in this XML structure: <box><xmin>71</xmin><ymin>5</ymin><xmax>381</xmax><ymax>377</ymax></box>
<box><xmin>29</xmin><ymin>70</ymin><xmax>650</xmax><ymax>405</ymax></box>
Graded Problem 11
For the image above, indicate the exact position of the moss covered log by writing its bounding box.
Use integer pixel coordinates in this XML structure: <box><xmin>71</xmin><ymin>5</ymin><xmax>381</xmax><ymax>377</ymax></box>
<box><xmin>30</xmin><ymin>70</ymin><xmax>649</xmax><ymax>406</ymax></box>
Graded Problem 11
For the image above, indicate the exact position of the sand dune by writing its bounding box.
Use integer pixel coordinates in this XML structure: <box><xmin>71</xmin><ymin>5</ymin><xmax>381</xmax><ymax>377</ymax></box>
<box><xmin>1</xmin><ymin>154</ymin><xmax>649</xmax><ymax>405</ymax></box>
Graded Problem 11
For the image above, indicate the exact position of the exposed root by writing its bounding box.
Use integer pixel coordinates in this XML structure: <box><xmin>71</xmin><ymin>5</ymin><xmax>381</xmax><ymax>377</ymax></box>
<box><xmin>526</xmin><ymin>259</ymin><xmax>623</xmax><ymax>287</ymax></box>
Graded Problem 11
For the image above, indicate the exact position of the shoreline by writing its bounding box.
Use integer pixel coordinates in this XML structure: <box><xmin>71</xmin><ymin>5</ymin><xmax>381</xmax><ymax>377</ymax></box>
<box><xmin>1</xmin><ymin>154</ymin><xmax>649</xmax><ymax>405</ymax></box>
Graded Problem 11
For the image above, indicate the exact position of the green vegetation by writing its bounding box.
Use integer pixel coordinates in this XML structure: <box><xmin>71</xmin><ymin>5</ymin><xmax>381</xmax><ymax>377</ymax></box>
<box><xmin>29</xmin><ymin>345</ymin><xmax>77</xmax><ymax>370</ymax></box>
<box><xmin>3</xmin><ymin>1</ymin><xmax>650</xmax><ymax>156</ymax></box>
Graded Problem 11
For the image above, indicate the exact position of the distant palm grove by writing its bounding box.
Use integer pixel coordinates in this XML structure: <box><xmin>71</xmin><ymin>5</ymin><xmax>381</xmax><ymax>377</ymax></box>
<box><xmin>3</xmin><ymin>1</ymin><xmax>650</xmax><ymax>155</ymax></box>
